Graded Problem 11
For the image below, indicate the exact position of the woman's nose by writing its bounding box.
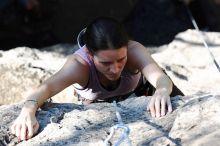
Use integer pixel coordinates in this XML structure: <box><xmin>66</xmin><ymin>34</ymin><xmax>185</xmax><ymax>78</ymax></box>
<box><xmin>110</xmin><ymin>63</ymin><xmax>120</xmax><ymax>73</ymax></box>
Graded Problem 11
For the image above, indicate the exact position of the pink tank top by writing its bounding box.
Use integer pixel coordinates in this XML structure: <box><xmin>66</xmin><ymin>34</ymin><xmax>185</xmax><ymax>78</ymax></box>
<box><xmin>73</xmin><ymin>46</ymin><xmax>141</xmax><ymax>101</ymax></box>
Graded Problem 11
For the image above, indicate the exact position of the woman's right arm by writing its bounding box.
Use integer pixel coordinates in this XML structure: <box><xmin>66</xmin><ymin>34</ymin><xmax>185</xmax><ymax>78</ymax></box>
<box><xmin>10</xmin><ymin>54</ymin><xmax>89</xmax><ymax>141</ymax></box>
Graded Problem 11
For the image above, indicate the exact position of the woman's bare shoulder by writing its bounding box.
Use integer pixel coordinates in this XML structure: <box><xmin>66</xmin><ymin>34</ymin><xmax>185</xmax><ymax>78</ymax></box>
<box><xmin>126</xmin><ymin>41</ymin><xmax>141</xmax><ymax>73</ymax></box>
<box><xmin>127</xmin><ymin>40</ymin><xmax>154</xmax><ymax>71</ymax></box>
<box><xmin>67</xmin><ymin>54</ymin><xmax>88</xmax><ymax>66</ymax></box>
<box><xmin>127</xmin><ymin>40</ymin><xmax>149</xmax><ymax>52</ymax></box>
<box><xmin>127</xmin><ymin>40</ymin><xmax>144</xmax><ymax>50</ymax></box>
<box><xmin>59</xmin><ymin>54</ymin><xmax>89</xmax><ymax>86</ymax></box>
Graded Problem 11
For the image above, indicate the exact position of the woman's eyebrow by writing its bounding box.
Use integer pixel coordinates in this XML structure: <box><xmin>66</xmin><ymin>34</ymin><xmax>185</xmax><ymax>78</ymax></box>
<box><xmin>117</xmin><ymin>56</ymin><xmax>127</xmax><ymax>61</ymax></box>
<box><xmin>99</xmin><ymin>56</ymin><xmax>126</xmax><ymax>63</ymax></box>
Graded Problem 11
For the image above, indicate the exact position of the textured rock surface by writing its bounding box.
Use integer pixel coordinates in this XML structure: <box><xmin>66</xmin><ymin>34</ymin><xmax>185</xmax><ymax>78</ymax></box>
<box><xmin>0</xmin><ymin>29</ymin><xmax>220</xmax><ymax>145</ymax></box>
<box><xmin>0</xmin><ymin>44</ymin><xmax>77</xmax><ymax>105</ymax></box>
<box><xmin>1</xmin><ymin>94</ymin><xmax>220</xmax><ymax>146</ymax></box>
<box><xmin>152</xmin><ymin>29</ymin><xmax>220</xmax><ymax>95</ymax></box>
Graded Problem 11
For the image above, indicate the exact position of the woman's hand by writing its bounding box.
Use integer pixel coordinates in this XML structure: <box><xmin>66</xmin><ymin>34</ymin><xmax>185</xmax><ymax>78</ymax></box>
<box><xmin>147</xmin><ymin>88</ymin><xmax>172</xmax><ymax>118</ymax></box>
<box><xmin>10</xmin><ymin>108</ymin><xmax>39</xmax><ymax>141</ymax></box>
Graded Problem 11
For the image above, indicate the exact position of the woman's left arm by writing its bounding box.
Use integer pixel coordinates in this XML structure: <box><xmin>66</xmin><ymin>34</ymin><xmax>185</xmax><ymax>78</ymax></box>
<box><xmin>127</xmin><ymin>40</ymin><xmax>173</xmax><ymax>117</ymax></box>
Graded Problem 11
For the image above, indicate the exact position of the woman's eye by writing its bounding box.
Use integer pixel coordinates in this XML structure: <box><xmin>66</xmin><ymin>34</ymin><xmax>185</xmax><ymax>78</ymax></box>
<box><xmin>102</xmin><ymin>62</ymin><xmax>111</xmax><ymax>66</ymax></box>
<box><xmin>117</xmin><ymin>58</ymin><xmax>125</xmax><ymax>63</ymax></box>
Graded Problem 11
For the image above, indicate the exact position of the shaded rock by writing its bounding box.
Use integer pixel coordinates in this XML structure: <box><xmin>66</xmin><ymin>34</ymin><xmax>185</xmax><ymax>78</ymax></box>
<box><xmin>187</xmin><ymin>0</ymin><xmax>220</xmax><ymax>31</ymax></box>
<box><xmin>1</xmin><ymin>0</ymin><xmax>220</xmax><ymax>50</ymax></box>
<box><xmin>124</xmin><ymin>0</ymin><xmax>192</xmax><ymax>46</ymax></box>
<box><xmin>0</xmin><ymin>0</ymin><xmax>138</xmax><ymax>50</ymax></box>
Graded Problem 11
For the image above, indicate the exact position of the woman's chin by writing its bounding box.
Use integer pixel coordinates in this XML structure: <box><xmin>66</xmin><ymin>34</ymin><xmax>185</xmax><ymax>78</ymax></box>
<box><xmin>106</xmin><ymin>75</ymin><xmax>120</xmax><ymax>81</ymax></box>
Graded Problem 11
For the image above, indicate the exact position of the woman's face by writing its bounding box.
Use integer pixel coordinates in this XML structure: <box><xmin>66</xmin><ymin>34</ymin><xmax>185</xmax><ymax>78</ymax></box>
<box><xmin>92</xmin><ymin>47</ymin><xmax>127</xmax><ymax>81</ymax></box>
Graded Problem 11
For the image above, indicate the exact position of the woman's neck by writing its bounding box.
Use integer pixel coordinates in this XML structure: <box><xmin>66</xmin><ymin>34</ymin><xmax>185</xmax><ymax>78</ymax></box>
<box><xmin>97</xmin><ymin>71</ymin><xmax>120</xmax><ymax>91</ymax></box>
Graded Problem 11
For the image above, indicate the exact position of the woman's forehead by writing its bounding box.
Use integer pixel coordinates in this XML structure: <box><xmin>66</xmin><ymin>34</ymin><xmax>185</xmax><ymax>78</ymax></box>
<box><xmin>95</xmin><ymin>47</ymin><xmax>127</xmax><ymax>60</ymax></box>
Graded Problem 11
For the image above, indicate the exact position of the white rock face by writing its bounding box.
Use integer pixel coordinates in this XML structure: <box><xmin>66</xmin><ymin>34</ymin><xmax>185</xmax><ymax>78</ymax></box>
<box><xmin>152</xmin><ymin>29</ymin><xmax>220</xmax><ymax>95</ymax></box>
<box><xmin>0</xmin><ymin>45</ymin><xmax>78</xmax><ymax>105</ymax></box>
